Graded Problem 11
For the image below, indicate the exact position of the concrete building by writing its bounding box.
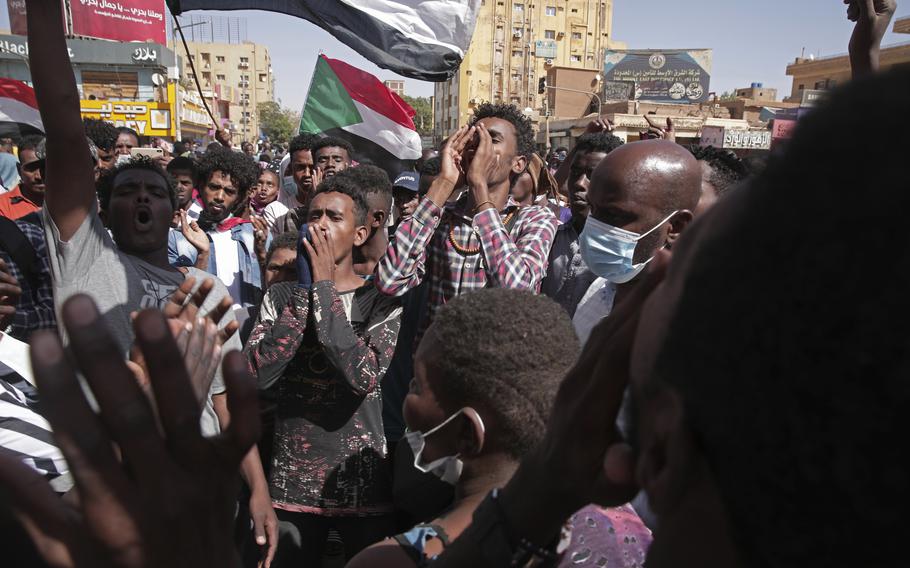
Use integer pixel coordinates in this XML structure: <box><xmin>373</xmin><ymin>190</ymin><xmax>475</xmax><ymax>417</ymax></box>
<box><xmin>716</xmin><ymin>82</ymin><xmax>799</xmax><ymax>125</ymax></box>
<box><xmin>895</xmin><ymin>16</ymin><xmax>910</xmax><ymax>35</ymax></box>
<box><xmin>433</xmin><ymin>0</ymin><xmax>624</xmax><ymax>141</ymax></box>
<box><xmin>383</xmin><ymin>80</ymin><xmax>405</xmax><ymax>97</ymax></box>
<box><xmin>785</xmin><ymin>41</ymin><xmax>910</xmax><ymax>102</ymax></box>
<box><xmin>179</xmin><ymin>40</ymin><xmax>274</xmax><ymax>143</ymax></box>
<box><xmin>1</xmin><ymin>32</ymin><xmax>179</xmax><ymax>139</ymax></box>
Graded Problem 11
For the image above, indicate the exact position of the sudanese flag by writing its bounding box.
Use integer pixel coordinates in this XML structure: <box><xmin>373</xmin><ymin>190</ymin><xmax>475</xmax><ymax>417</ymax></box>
<box><xmin>300</xmin><ymin>55</ymin><xmax>421</xmax><ymax>177</ymax></box>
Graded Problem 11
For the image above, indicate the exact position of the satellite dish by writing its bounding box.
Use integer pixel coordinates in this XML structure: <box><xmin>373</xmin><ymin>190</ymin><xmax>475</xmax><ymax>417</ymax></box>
<box><xmin>151</xmin><ymin>73</ymin><xmax>165</xmax><ymax>86</ymax></box>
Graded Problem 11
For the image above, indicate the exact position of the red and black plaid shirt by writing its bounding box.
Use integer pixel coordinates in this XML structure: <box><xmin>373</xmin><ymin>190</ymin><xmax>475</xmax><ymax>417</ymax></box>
<box><xmin>377</xmin><ymin>193</ymin><xmax>558</xmax><ymax>338</ymax></box>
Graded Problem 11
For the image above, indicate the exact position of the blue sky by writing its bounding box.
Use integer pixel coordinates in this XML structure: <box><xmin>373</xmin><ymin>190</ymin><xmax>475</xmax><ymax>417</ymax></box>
<box><xmin>4</xmin><ymin>1</ymin><xmax>909</xmax><ymax>111</ymax></box>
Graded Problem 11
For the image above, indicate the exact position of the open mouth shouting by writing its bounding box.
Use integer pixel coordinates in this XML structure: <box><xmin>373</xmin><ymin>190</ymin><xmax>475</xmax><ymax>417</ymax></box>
<box><xmin>134</xmin><ymin>207</ymin><xmax>154</xmax><ymax>231</ymax></box>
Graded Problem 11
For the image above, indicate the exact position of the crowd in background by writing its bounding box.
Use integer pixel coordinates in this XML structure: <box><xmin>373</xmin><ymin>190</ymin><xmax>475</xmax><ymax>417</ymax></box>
<box><xmin>0</xmin><ymin>1</ymin><xmax>907</xmax><ymax>567</ymax></box>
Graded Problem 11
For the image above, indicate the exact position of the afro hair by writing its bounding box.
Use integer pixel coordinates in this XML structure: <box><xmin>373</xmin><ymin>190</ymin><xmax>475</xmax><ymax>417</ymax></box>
<box><xmin>195</xmin><ymin>146</ymin><xmax>260</xmax><ymax>198</ymax></box>
<box><xmin>418</xmin><ymin>156</ymin><xmax>441</xmax><ymax>177</ymax></box>
<box><xmin>428</xmin><ymin>289</ymin><xmax>579</xmax><ymax>459</ymax></box>
<box><xmin>83</xmin><ymin>118</ymin><xmax>119</xmax><ymax>152</ymax></box>
<box><xmin>333</xmin><ymin>165</ymin><xmax>392</xmax><ymax>212</ymax></box>
<box><xmin>266</xmin><ymin>230</ymin><xmax>299</xmax><ymax>263</ymax></box>
<box><xmin>469</xmin><ymin>102</ymin><xmax>536</xmax><ymax>159</ymax></box>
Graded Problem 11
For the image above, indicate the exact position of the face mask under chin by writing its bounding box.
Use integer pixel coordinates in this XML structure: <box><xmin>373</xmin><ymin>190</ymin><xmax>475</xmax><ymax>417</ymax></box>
<box><xmin>404</xmin><ymin>408</ymin><xmax>486</xmax><ymax>486</ymax></box>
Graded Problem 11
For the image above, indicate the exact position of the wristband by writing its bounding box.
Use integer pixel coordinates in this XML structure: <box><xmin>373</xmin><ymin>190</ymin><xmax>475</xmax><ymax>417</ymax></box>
<box><xmin>473</xmin><ymin>200</ymin><xmax>495</xmax><ymax>214</ymax></box>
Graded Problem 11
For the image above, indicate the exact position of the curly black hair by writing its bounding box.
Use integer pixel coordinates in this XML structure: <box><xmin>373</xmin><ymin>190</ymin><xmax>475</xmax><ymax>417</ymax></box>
<box><xmin>312</xmin><ymin>136</ymin><xmax>354</xmax><ymax>161</ymax></box>
<box><xmin>687</xmin><ymin>145</ymin><xmax>748</xmax><ymax>197</ymax></box>
<box><xmin>266</xmin><ymin>230</ymin><xmax>299</xmax><ymax>263</ymax></box>
<box><xmin>469</xmin><ymin>102</ymin><xmax>535</xmax><ymax>158</ymax></box>
<box><xmin>574</xmin><ymin>132</ymin><xmax>625</xmax><ymax>156</ymax></box>
<box><xmin>314</xmin><ymin>174</ymin><xmax>370</xmax><ymax>226</ymax></box>
<box><xmin>428</xmin><ymin>289</ymin><xmax>579</xmax><ymax>460</ymax></box>
<box><xmin>333</xmin><ymin>165</ymin><xmax>392</xmax><ymax>212</ymax></box>
<box><xmin>166</xmin><ymin>156</ymin><xmax>196</xmax><ymax>177</ymax></box>
<box><xmin>96</xmin><ymin>155</ymin><xmax>177</xmax><ymax>212</ymax></box>
<box><xmin>195</xmin><ymin>146</ymin><xmax>260</xmax><ymax>198</ymax></box>
<box><xmin>83</xmin><ymin>118</ymin><xmax>119</xmax><ymax>151</ymax></box>
<box><xmin>418</xmin><ymin>156</ymin><xmax>441</xmax><ymax>177</ymax></box>
<box><xmin>288</xmin><ymin>133</ymin><xmax>320</xmax><ymax>156</ymax></box>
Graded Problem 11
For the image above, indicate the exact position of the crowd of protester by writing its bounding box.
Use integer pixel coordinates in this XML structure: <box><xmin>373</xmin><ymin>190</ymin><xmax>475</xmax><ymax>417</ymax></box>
<box><xmin>0</xmin><ymin>0</ymin><xmax>906</xmax><ymax>567</ymax></box>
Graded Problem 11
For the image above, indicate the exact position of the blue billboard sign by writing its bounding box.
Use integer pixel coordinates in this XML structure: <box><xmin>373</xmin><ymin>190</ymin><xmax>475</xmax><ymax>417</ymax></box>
<box><xmin>602</xmin><ymin>49</ymin><xmax>713</xmax><ymax>104</ymax></box>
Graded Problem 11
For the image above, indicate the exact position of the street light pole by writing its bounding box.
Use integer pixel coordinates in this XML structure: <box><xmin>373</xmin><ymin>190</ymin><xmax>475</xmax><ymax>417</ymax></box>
<box><xmin>546</xmin><ymin>85</ymin><xmax>602</xmax><ymax>118</ymax></box>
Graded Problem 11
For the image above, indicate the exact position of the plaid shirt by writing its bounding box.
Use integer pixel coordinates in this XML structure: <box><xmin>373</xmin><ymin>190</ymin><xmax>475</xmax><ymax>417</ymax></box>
<box><xmin>377</xmin><ymin>193</ymin><xmax>558</xmax><ymax>336</ymax></box>
<box><xmin>0</xmin><ymin>213</ymin><xmax>57</xmax><ymax>338</ymax></box>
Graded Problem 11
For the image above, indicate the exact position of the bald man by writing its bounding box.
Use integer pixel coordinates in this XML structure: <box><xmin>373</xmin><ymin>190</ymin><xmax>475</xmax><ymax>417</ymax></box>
<box><xmin>572</xmin><ymin>140</ymin><xmax>701</xmax><ymax>344</ymax></box>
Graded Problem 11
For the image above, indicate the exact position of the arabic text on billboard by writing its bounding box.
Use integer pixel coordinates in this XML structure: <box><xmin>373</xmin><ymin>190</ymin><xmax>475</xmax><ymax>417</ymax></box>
<box><xmin>71</xmin><ymin>0</ymin><xmax>166</xmax><ymax>44</ymax></box>
<box><xmin>603</xmin><ymin>49</ymin><xmax>712</xmax><ymax>104</ymax></box>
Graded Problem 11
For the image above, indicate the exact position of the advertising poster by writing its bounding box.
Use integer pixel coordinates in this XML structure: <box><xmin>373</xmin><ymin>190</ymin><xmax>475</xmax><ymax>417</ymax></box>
<box><xmin>70</xmin><ymin>0</ymin><xmax>167</xmax><ymax>44</ymax></box>
<box><xmin>603</xmin><ymin>49</ymin><xmax>713</xmax><ymax>104</ymax></box>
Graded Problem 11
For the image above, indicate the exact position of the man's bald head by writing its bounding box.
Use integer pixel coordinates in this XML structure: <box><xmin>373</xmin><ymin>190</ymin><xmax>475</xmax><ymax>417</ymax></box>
<box><xmin>593</xmin><ymin>139</ymin><xmax>701</xmax><ymax>217</ymax></box>
<box><xmin>587</xmin><ymin>139</ymin><xmax>701</xmax><ymax>264</ymax></box>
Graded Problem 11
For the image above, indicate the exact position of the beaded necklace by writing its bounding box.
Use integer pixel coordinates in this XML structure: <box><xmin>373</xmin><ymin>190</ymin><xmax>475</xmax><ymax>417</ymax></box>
<box><xmin>448</xmin><ymin>210</ymin><xmax>516</xmax><ymax>256</ymax></box>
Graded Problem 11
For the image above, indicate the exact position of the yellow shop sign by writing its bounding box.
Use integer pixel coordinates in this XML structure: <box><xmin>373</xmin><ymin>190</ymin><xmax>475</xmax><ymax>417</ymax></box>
<box><xmin>80</xmin><ymin>99</ymin><xmax>174</xmax><ymax>137</ymax></box>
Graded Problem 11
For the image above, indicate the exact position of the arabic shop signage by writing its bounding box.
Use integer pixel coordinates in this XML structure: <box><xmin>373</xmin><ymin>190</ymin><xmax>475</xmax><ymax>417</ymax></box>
<box><xmin>71</xmin><ymin>0</ymin><xmax>166</xmax><ymax>44</ymax></box>
<box><xmin>80</xmin><ymin>99</ymin><xmax>173</xmax><ymax>137</ymax></box>
<box><xmin>700</xmin><ymin>126</ymin><xmax>771</xmax><ymax>150</ymax></box>
<box><xmin>603</xmin><ymin>49</ymin><xmax>713</xmax><ymax>104</ymax></box>
<box><xmin>0</xmin><ymin>33</ymin><xmax>175</xmax><ymax>67</ymax></box>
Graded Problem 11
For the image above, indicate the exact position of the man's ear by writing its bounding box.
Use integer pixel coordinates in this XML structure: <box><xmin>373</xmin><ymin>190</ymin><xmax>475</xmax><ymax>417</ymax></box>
<box><xmin>511</xmin><ymin>155</ymin><xmax>528</xmax><ymax>175</ymax></box>
<box><xmin>353</xmin><ymin>224</ymin><xmax>370</xmax><ymax>247</ymax></box>
<box><xmin>371</xmin><ymin>209</ymin><xmax>387</xmax><ymax>230</ymax></box>
<box><xmin>455</xmin><ymin>407</ymin><xmax>485</xmax><ymax>457</ymax></box>
<box><xmin>635</xmin><ymin>386</ymin><xmax>697</xmax><ymax>516</ymax></box>
<box><xmin>666</xmin><ymin>210</ymin><xmax>694</xmax><ymax>246</ymax></box>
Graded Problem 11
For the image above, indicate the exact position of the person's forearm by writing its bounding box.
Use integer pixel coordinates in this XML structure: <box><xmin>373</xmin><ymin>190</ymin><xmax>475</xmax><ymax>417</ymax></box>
<box><xmin>27</xmin><ymin>0</ymin><xmax>97</xmax><ymax>239</ymax></box>
<box><xmin>193</xmin><ymin>250</ymin><xmax>210</xmax><ymax>270</ymax></box>
<box><xmin>243</xmin><ymin>288</ymin><xmax>309</xmax><ymax>389</ymax></box>
<box><xmin>426</xmin><ymin>177</ymin><xmax>456</xmax><ymax>209</ymax></box>
<box><xmin>375</xmin><ymin>198</ymin><xmax>439</xmax><ymax>297</ymax></box>
<box><xmin>239</xmin><ymin>446</ymin><xmax>269</xmax><ymax>493</ymax></box>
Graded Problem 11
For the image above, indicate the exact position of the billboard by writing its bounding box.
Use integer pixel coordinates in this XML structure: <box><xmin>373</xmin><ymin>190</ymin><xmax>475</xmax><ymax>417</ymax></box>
<box><xmin>6</xmin><ymin>0</ymin><xmax>66</xmax><ymax>36</ymax></box>
<box><xmin>535</xmin><ymin>39</ymin><xmax>557</xmax><ymax>59</ymax></box>
<box><xmin>71</xmin><ymin>0</ymin><xmax>167</xmax><ymax>44</ymax></box>
<box><xmin>603</xmin><ymin>49</ymin><xmax>712</xmax><ymax>104</ymax></box>
<box><xmin>80</xmin><ymin>97</ymin><xmax>175</xmax><ymax>138</ymax></box>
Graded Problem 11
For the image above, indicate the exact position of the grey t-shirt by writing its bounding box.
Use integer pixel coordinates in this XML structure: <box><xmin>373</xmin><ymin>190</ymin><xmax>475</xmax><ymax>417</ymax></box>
<box><xmin>43</xmin><ymin>209</ymin><xmax>240</xmax><ymax>436</ymax></box>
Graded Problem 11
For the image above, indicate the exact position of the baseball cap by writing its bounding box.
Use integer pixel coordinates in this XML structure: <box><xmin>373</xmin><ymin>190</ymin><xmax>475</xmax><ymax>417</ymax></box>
<box><xmin>393</xmin><ymin>171</ymin><xmax>419</xmax><ymax>193</ymax></box>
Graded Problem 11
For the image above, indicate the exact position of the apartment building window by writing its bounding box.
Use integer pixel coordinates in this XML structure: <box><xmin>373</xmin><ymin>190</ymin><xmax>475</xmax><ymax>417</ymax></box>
<box><xmin>216</xmin><ymin>56</ymin><xmax>225</xmax><ymax>62</ymax></box>
<box><xmin>513</xmin><ymin>26</ymin><xmax>523</xmax><ymax>36</ymax></box>
<box><xmin>570</xmin><ymin>55</ymin><xmax>581</xmax><ymax>62</ymax></box>
<box><xmin>513</xmin><ymin>2</ymin><xmax>523</xmax><ymax>12</ymax></box>
<box><xmin>216</xmin><ymin>74</ymin><xmax>225</xmax><ymax>81</ymax></box>
<box><xmin>240</xmin><ymin>57</ymin><xmax>249</xmax><ymax>63</ymax></box>
<box><xmin>259</xmin><ymin>73</ymin><xmax>268</xmax><ymax>82</ymax></box>
<box><xmin>544</xmin><ymin>30</ymin><xmax>555</xmax><ymax>39</ymax></box>
<box><xmin>572</xmin><ymin>32</ymin><xmax>582</xmax><ymax>40</ymax></box>
<box><xmin>545</xmin><ymin>6</ymin><xmax>556</xmax><ymax>16</ymax></box>
<box><xmin>512</xmin><ymin>50</ymin><xmax>522</xmax><ymax>58</ymax></box>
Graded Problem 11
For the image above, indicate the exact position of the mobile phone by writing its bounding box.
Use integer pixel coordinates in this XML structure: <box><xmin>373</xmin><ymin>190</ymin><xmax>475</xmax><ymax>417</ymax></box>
<box><xmin>130</xmin><ymin>147</ymin><xmax>164</xmax><ymax>159</ymax></box>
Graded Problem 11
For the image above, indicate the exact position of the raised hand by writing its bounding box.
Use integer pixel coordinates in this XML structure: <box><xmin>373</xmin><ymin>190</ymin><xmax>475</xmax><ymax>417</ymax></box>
<box><xmin>847</xmin><ymin>0</ymin><xmax>897</xmax><ymax>76</ymax></box>
<box><xmin>180</xmin><ymin>210</ymin><xmax>210</xmax><ymax>254</ymax></box>
<box><xmin>584</xmin><ymin>118</ymin><xmax>615</xmax><ymax>135</ymax></box>
<box><xmin>302</xmin><ymin>224</ymin><xmax>336</xmax><ymax>284</ymax></box>
<box><xmin>251</xmin><ymin>215</ymin><xmax>270</xmax><ymax>265</ymax></box>
<box><xmin>466</xmin><ymin>123</ymin><xmax>500</xmax><ymax>195</ymax></box>
<box><xmin>0</xmin><ymin>295</ymin><xmax>259</xmax><ymax>568</ymax></box>
<box><xmin>0</xmin><ymin>258</ymin><xmax>21</xmax><ymax>329</ymax></box>
<box><xmin>643</xmin><ymin>115</ymin><xmax>675</xmax><ymax>143</ymax></box>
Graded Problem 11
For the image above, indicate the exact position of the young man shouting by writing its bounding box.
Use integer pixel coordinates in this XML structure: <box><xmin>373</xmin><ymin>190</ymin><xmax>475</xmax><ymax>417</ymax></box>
<box><xmin>246</xmin><ymin>174</ymin><xmax>402</xmax><ymax>565</ymax></box>
<box><xmin>377</xmin><ymin>103</ymin><xmax>558</xmax><ymax>337</ymax></box>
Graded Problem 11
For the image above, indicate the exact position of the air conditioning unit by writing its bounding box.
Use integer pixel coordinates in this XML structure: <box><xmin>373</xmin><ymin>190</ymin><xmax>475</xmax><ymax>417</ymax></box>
<box><xmin>544</xmin><ymin>58</ymin><xmax>553</xmax><ymax>66</ymax></box>
<box><xmin>239</xmin><ymin>62</ymin><xmax>249</xmax><ymax>69</ymax></box>
<box><xmin>513</xmin><ymin>30</ymin><xmax>523</xmax><ymax>38</ymax></box>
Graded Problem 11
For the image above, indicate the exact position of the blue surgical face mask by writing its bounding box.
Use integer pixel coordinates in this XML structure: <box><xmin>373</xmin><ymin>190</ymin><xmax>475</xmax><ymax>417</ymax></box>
<box><xmin>579</xmin><ymin>211</ymin><xmax>678</xmax><ymax>284</ymax></box>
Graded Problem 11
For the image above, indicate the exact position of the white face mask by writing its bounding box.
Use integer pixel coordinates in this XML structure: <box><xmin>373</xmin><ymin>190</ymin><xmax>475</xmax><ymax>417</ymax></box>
<box><xmin>404</xmin><ymin>408</ymin><xmax>485</xmax><ymax>485</ymax></box>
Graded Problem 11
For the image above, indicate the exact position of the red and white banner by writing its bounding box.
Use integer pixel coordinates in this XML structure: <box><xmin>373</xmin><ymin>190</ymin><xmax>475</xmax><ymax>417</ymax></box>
<box><xmin>71</xmin><ymin>0</ymin><xmax>167</xmax><ymax>44</ymax></box>
<box><xmin>0</xmin><ymin>78</ymin><xmax>45</xmax><ymax>138</ymax></box>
